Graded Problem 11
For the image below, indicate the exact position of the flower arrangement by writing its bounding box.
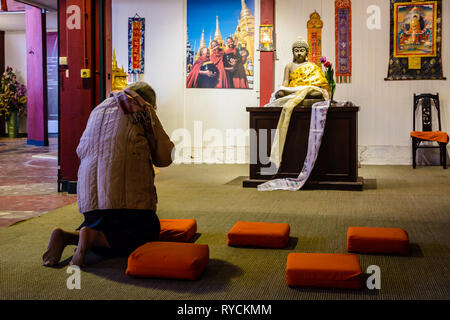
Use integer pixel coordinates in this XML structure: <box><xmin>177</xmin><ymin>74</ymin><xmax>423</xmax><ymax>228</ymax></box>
<box><xmin>320</xmin><ymin>56</ymin><xmax>336</xmax><ymax>102</ymax></box>
<box><xmin>0</xmin><ymin>66</ymin><xmax>27</xmax><ymax>121</ymax></box>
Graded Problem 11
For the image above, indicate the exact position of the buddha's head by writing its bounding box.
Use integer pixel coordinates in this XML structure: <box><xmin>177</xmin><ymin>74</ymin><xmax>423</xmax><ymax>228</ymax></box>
<box><xmin>292</xmin><ymin>36</ymin><xmax>309</xmax><ymax>63</ymax></box>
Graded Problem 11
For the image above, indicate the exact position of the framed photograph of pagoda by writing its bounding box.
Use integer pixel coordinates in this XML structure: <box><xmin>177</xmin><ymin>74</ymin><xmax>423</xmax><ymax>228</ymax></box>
<box><xmin>386</xmin><ymin>0</ymin><xmax>445</xmax><ymax>80</ymax></box>
<box><xmin>186</xmin><ymin>0</ymin><xmax>255</xmax><ymax>89</ymax></box>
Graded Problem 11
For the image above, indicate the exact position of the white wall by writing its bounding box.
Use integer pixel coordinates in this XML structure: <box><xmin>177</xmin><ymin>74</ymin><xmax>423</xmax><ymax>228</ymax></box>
<box><xmin>275</xmin><ymin>0</ymin><xmax>449</xmax><ymax>164</ymax></box>
<box><xmin>0</xmin><ymin>12</ymin><xmax>26</xmax><ymax>31</ymax></box>
<box><xmin>4</xmin><ymin>31</ymin><xmax>27</xmax><ymax>83</ymax></box>
<box><xmin>112</xmin><ymin>0</ymin><xmax>185</xmax><ymax>136</ymax></box>
<box><xmin>4</xmin><ymin>31</ymin><xmax>27</xmax><ymax>133</ymax></box>
<box><xmin>2</xmin><ymin>11</ymin><xmax>58</xmax><ymax>134</ymax></box>
<box><xmin>112</xmin><ymin>0</ymin><xmax>260</xmax><ymax>164</ymax></box>
<box><xmin>112</xmin><ymin>0</ymin><xmax>449</xmax><ymax>165</ymax></box>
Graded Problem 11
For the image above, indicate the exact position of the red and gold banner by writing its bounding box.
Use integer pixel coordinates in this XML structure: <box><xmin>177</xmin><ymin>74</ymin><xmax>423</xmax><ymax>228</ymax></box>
<box><xmin>307</xmin><ymin>11</ymin><xmax>323</xmax><ymax>66</ymax></box>
<box><xmin>128</xmin><ymin>16</ymin><xmax>145</xmax><ymax>81</ymax></box>
<box><xmin>335</xmin><ymin>0</ymin><xmax>352</xmax><ymax>83</ymax></box>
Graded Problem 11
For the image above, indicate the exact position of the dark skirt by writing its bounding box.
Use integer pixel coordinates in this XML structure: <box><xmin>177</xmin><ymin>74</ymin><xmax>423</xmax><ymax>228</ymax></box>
<box><xmin>77</xmin><ymin>209</ymin><xmax>160</xmax><ymax>257</ymax></box>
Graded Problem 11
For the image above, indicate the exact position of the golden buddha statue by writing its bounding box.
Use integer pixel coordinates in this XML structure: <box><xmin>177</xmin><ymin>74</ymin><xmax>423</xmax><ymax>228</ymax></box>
<box><xmin>276</xmin><ymin>37</ymin><xmax>329</xmax><ymax>100</ymax></box>
<box><xmin>265</xmin><ymin>37</ymin><xmax>331</xmax><ymax>168</ymax></box>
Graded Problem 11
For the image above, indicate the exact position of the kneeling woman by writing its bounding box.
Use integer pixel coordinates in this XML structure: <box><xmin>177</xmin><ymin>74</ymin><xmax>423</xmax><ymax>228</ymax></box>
<box><xmin>42</xmin><ymin>82</ymin><xmax>174</xmax><ymax>267</ymax></box>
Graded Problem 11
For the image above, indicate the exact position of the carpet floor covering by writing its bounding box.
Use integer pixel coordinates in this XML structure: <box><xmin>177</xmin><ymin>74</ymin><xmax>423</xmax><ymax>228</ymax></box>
<box><xmin>0</xmin><ymin>164</ymin><xmax>449</xmax><ymax>300</ymax></box>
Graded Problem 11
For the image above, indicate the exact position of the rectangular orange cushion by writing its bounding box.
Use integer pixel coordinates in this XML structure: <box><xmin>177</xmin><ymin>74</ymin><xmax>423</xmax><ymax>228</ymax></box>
<box><xmin>286</xmin><ymin>253</ymin><xmax>363</xmax><ymax>289</ymax></box>
<box><xmin>347</xmin><ymin>227</ymin><xmax>410</xmax><ymax>255</ymax></box>
<box><xmin>159</xmin><ymin>219</ymin><xmax>197</xmax><ymax>242</ymax></box>
<box><xmin>227</xmin><ymin>221</ymin><xmax>290</xmax><ymax>248</ymax></box>
<box><xmin>125</xmin><ymin>242</ymin><xmax>209</xmax><ymax>280</ymax></box>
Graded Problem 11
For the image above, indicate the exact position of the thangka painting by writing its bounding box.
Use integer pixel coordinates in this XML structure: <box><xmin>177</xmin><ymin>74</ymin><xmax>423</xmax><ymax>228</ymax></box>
<box><xmin>386</xmin><ymin>0</ymin><xmax>445</xmax><ymax>80</ymax></box>
<box><xmin>128</xmin><ymin>16</ymin><xmax>145</xmax><ymax>82</ymax></box>
<box><xmin>186</xmin><ymin>0</ymin><xmax>255</xmax><ymax>89</ymax></box>
<box><xmin>259</xmin><ymin>24</ymin><xmax>274</xmax><ymax>52</ymax></box>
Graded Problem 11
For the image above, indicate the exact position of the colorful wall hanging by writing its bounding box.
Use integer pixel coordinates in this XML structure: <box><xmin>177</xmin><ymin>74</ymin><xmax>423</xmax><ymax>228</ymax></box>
<box><xmin>259</xmin><ymin>24</ymin><xmax>274</xmax><ymax>51</ymax></box>
<box><xmin>128</xmin><ymin>15</ymin><xmax>145</xmax><ymax>82</ymax></box>
<box><xmin>307</xmin><ymin>11</ymin><xmax>323</xmax><ymax>66</ymax></box>
<box><xmin>386</xmin><ymin>0</ymin><xmax>445</xmax><ymax>80</ymax></box>
<box><xmin>335</xmin><ymin>0</ymin><xmax>352</xmax><ymax>83</ymax></box>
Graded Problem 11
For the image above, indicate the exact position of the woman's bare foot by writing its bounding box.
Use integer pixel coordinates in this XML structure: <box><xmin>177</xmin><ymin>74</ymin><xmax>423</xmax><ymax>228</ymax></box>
<box><xmin>70</xmin><ymin>249</ymin><xmax>86</xmax><ymax>267</ymax></box>
<box><xmin>43</xmin><ymin>228</ymin><xmax>78</xmax><ymax>267</ymax></box>
<box><xmin>70</xmin><ymin>227</ymin><xmax>110</xmax><ymax>267</ymax></box>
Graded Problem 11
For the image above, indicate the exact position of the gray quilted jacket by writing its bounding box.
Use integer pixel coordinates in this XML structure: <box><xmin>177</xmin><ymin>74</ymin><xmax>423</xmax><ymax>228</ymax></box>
<box><xmin>76</xmin><ymin>88</ymin><xmax>174</xmax><ymax>213</ymax></box>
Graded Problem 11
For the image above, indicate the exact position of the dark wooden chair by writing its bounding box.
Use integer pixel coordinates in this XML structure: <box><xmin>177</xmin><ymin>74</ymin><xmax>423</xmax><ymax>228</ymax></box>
<box><xmin>411</xmin><ymin>93</ymin><xmax>448</xmax><ymax>169</ymax></box>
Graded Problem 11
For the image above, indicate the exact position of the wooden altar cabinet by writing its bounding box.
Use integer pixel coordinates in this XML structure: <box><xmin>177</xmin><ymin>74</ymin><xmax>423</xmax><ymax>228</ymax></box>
<box><xmin>243</xmin><ymin>106</ymin><xmax>364</xmax><ymax>190</ymax></box>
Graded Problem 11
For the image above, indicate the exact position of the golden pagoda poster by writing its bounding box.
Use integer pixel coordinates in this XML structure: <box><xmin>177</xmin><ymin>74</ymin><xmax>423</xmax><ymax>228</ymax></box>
<box><xmin>186</xmin><ymin>0</ymin><xmax>255</xmax><ymax>89</ymax></box>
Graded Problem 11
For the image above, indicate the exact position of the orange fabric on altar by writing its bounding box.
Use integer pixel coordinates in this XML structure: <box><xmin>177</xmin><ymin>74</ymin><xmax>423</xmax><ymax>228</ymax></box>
<box><xmin>410</xmin><ymin>131</ymin><xmax>449</xmax><ymax>144</ymax></box>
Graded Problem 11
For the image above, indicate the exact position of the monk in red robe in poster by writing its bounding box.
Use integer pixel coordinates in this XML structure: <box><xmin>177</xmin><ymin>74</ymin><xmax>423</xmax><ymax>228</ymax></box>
<box><xmin>209</xmin><ymin>40</ymin><xmax>228</xmax><ymax>88</ymax></box>
<box><xmin>186</xmin><ymin>47</ymin><xmax>218</xmax><ymax>88</ymax></box>
<box><xmin>224</xmin><ymin>37</ymin><xmax>249</xmax><ymax>89</ymax></box>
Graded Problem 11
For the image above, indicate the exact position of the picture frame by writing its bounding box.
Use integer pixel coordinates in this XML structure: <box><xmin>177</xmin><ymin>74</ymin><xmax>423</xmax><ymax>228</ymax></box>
<box><xmin>259</xmin><ymin>24</ymin><xmax>274</xmax><ymax>52</ymax></box>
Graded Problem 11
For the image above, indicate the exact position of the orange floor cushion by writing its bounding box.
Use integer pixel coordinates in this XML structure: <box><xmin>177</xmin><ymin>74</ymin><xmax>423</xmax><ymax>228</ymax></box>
<box><xmin>347</xmin><ymin>227</ymin><xmax>410</xmax><ymax>255</ymax></box>
<box><xmin>159</xmin><ymin>219</ymin><xmax>197</xmax><ymax>242</ymax></box>
<box><xmin>227</xmin><ymin>221</ymin><xmax>290</xmax><ymax>248</ymax></box>
<box><xmin>286</xmin><ymin>253</ymin><xmax>363</xmax><ymax>289</ymax></box>
<box><xmin>125</xmin><ymin>242</ymin><xmax>209</xmax><ymax>280</ymax></box>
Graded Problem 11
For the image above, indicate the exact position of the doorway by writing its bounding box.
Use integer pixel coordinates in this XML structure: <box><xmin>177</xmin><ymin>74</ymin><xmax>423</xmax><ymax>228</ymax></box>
<box><xmin>46</xmin><ymin>31</ymin><xmax>58</xmax><ymax>134</ymax></box>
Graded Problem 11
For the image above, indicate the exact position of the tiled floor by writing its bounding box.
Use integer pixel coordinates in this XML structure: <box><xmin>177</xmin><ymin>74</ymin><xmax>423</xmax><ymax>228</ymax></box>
<box><xmin>0</xmin><ymin>137</ymin><xmax>76</xmax><ymax>227</ymax></box>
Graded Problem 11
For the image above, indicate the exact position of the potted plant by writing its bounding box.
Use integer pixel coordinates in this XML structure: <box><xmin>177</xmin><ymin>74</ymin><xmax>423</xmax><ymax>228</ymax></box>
<box><xmin>320</xmin><ymin>56</ymin><xmax>336</xmax><ymax>103</ymax></box>
<box><xmin>0</xmin><ymin>66</ymin><xmax>27</xmax><ymax>138</ymax></box>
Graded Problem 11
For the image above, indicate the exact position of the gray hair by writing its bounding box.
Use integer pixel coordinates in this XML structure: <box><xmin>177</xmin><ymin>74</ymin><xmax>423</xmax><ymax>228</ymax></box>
<box><xmin>125</xmin><ymin>81</ymin><xmax>156</xmax><ymax>107</ymax></box>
